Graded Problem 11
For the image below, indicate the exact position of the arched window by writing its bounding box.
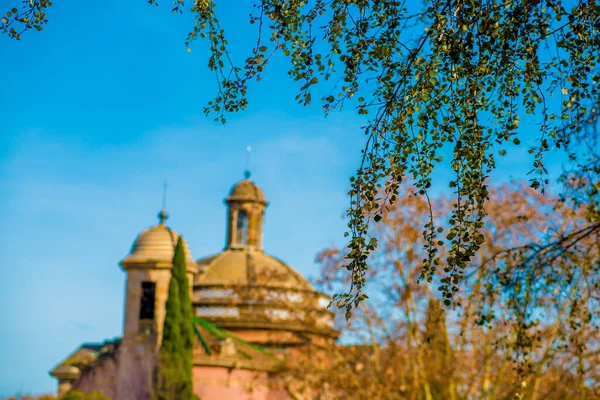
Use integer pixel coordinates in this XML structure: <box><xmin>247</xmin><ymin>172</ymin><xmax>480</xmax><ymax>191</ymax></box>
<box><xmin>236</xmin><ymin>210</ymin><xmax>248</xmax><ymax>245</ymax></box>
<box><xmin>139</xmin><ymin>281</ymin><xmax>156</xmax><ymax>320</ymax></box>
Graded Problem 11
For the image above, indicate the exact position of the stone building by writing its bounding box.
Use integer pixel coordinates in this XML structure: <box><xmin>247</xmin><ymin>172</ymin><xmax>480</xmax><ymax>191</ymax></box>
<box><xmin>50</xmin><ymin>175</ymin><xmax>339</xmax><ymax>399</ymax></box>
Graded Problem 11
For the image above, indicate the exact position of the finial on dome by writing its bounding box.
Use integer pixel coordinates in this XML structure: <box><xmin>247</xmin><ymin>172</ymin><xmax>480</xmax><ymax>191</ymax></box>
<box><xmin>158</xmin><ymin>209</ymin><xmax>169</xmax><ymax>224</ymax></box>
<box><xmin>244</xmin><ymin>146</ymin><xmax>252</xmax><ymax>180</ymax></box>
<box><xmin>158</xmin><ymin>181</ymin><xmax>169</xmax><ymax>224</ymax></box>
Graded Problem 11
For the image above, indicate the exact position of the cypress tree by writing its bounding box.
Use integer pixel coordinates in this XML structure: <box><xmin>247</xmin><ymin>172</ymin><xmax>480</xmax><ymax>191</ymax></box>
<box><xmin>156</xmin><ymin>272</ymin><xmax>185</xmax><ymax>400</ymax></box>
<box><xmin>155</xmin><ymin>236</ymin><xmax>194</xmax><ymax>400</ymax></box>
<box><xmin>171</xmin><ymin>236</ymin><xmax>194</xmax><ymax>394</ymax></box>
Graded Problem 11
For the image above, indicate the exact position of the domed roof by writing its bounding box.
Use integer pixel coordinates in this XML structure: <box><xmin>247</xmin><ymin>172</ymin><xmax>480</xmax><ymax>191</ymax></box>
<box><xmin>194</xmin><ymin>249</ymin><xmax>313</xmax><ymax>291</ymax></box>
<box><xmin>193</xmin><ymin>249</ymin><xmax>338</xmax><ymax>339</ymax></box>
<box><xmin>226</xmin><ymin>177</ymin><xmax>268</xmax><ymax>205</ymax></box>
<box><xmin>121</xmin><ymin>211</ymin><xmax>195</xmax><ymax>269</ymax></box>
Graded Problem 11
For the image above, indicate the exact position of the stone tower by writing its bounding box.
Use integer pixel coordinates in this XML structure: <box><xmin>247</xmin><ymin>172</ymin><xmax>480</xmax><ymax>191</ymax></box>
<box><xmin>225</xmin><ymin>172</ymin><xmax>269</xmax><ymax>251</ymax></box>
<box><xmin>117</xmin><ymin>210</ymin><xmax>196</xmax><ymax>400</ymax></box>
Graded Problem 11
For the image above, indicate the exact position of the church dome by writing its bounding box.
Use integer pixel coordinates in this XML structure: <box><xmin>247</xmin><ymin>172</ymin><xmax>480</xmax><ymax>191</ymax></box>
<box><xmin>121</xmin><ymin>210</ymin><xmax>195</xmax><ymax>269</ymax></box>
<box><xmin>194</xmin><ymin>249</ymin><xmax>313</xmax><ymax>291</ymax></box>
<box><xmin>226</xmin><ymin>177</ymin><xmax>268</xmax><ymax>205</ymax></box>
<box><xmin>193</xmin><ymin>248</ymin><xmax>336</xmax><ymax>338</ymax></box>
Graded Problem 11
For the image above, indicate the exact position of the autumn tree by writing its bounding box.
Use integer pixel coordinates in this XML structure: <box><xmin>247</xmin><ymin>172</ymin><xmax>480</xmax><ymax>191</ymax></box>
<box><xmin>423</xmin><ymin>299</ymin><xmax>453</xmax><ymax>399</ymax></box>
<box><xmin>3</xmin><ymin>0</ymin><xmax>599</xmax><ymax>314</ymax></box>
<box><xmin>287</xmin><ymin>181</ymin><xmax>600</xmax><ymax>399</ymax></box>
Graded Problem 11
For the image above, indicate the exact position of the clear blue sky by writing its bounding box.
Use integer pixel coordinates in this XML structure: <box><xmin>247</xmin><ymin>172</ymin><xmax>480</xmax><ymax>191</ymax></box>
<box><xmin>0</xmin><ymin>0</ymin><xmax>566</xmax><ymax>396</ymax></box>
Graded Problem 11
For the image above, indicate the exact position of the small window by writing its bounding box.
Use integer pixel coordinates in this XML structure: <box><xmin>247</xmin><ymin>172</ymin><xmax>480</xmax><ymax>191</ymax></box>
<box><xmin>236</xmin><ymin>210</ymin><xmax>248</xmax><ymax>245</ymax></box>
<box><xmin>139</xmin><ymin>282</ymin><xmax>156</xmax><ymax>320</ymax></box>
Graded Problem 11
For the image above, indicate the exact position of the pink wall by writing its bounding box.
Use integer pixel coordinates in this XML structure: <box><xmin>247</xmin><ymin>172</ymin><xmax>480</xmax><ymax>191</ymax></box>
<box><xmin>193</xmin><ymin>366</ymin><xmax>290</xmax><ymax>400</ymax></box>
<box><xmin>69</xmin><ymin>354</ymin><xmax>295</xmax><ymax>399</ymax></box>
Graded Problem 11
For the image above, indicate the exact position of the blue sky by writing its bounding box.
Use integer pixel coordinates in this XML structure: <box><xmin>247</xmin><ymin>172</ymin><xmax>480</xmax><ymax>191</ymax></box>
<box><xmin>0</xmin><ymin>0</ymin><xmax>569</xmax><ymax>396</ymax></box>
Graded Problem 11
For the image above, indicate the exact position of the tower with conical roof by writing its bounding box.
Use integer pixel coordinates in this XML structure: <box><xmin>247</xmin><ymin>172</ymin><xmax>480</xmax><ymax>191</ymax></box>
<box><xmin>117</xmin><ymin>209</ymin><xmax>196</xmax><ymax>400</ymax></box>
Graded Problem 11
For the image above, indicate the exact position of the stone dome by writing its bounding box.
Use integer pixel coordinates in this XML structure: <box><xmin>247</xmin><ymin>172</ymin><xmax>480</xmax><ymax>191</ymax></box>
<box><xmin>194</xmin><ymin>249</ymin><xmax>313</xmax><ymax>291</ymax></box>
<box><xmin>226</xmin><ymin>178</ymin><xmax>268</xmax><ymax>205</ymax></box>
<box><xmin>193</xmin><ymin>249</ymin><xmax>336</xmax><ymax>338</ymax></box>
<box><xmin>121</xmin><ymin>210</ymin><xmax>195</xmax><ymax>269</ymax></box>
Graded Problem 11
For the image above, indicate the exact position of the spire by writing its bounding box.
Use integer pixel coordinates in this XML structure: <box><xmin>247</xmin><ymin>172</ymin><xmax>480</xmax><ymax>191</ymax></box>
<box><xmin>158</xmin><ymin>181</ymin><xmax>169</xmax><ymax>225</ymax></box>
<box><xmin>244</xmin><ymin>146</ymin><xmax>252</xmax><ymax>179</ymax></box>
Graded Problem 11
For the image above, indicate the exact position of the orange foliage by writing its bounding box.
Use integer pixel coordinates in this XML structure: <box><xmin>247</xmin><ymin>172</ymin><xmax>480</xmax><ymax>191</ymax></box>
<box><xmin>297</xmin><ymin>181</ymin><xmax>600</xmax><ymax>400</ymax></box>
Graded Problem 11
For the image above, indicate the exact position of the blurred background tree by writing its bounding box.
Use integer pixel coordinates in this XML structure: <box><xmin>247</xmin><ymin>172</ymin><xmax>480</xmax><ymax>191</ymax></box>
<box><xmin>273</xmin><ymin>181</ymin><xmax>599</xmax><ymax>399</ymax></box>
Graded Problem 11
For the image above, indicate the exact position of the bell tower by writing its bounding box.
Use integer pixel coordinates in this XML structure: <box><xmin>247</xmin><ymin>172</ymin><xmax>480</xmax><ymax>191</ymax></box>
<box><xmin>225</xmin><ymin>171</ymin><xmax>269</xmax><ymax>251</ymax></box>
<box><xmin>118</xmin><ymin>209</ymin><xmax>196</xmax><ymax>400</ymax></box>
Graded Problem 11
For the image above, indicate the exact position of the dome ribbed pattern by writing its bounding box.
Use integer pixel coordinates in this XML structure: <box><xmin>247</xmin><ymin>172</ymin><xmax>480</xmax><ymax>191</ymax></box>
<box><xmin>193</xmin><ymin>249</ymin><xmax>338</xmax><ymax>338</ymax></box>
<box><xmin>226</xmin><ymin>179</ymin><xmax>267</xmax><ymax>204</ymax></box>
<box><xmin>121</xmin><ymin>223</ymin><xmax>195</xmax><ymax>267</ymax></box>
<box><xmin>195</xmin><ymin>249</ymin><xmax>313</xmax><ymax>290</ymax></box>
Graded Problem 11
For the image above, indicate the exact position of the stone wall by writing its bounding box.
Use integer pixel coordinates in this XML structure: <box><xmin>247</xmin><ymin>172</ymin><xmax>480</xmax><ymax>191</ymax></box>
<box><xmin>72</xmin><ymin>354</ymin><xmax>119</xmax><ymax>399</ymax></box>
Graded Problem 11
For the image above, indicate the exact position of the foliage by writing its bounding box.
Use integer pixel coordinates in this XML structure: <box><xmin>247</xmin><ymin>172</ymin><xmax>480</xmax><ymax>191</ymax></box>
<box><xmin>154</xmin><ymin>237</ymin><xmax>194</xmax><ymax>400</ymax></box>
<box><xmin>1</xmin><ymin>1</ymin><xmax>50</xmax><ymax>40</ymax></box>
<box><xmin>48</xmin><ymin>391</ymin><xmax>112</xmax><ymax>400</ymax></box>
<box><xmin>280</xmin><ymin>181</ymin><xmax>600</xmax><ymax>399</ymax></box>
<box><xmin>3</xmin><ymin>0</ymin><xmax>599</xmax><ymax>315</ymax></box>
<box><xmin>163</xmin><ymin>0</ymin><xmax>600</xmax><ymax>314</ymax></box>
<box><xmin>192</xmin><ymin>316</ymin><xmax>281</xmax><ymax>360</ymax></box>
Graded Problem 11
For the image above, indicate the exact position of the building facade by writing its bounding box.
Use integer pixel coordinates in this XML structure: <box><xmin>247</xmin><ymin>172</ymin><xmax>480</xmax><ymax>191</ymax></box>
<box><xmin>50</xmin><ymin>175</ymin><xmax>338</xmax><ymax>399</ymax></box>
